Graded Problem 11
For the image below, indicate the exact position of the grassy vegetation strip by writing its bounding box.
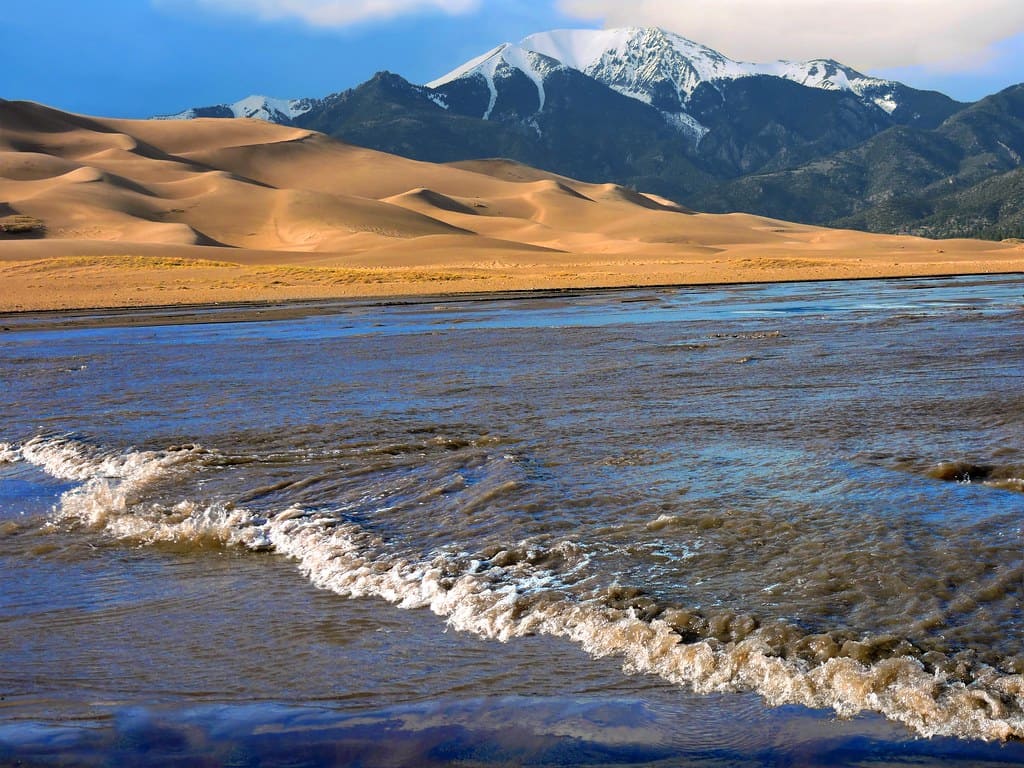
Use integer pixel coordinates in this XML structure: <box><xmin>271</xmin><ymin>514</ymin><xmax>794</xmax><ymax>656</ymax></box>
<box><xmin>0</xmin><ymin>215</ymin><xmax>45</xmax><ymax>235</ymax></box>
<box><xmin>253</xmin><ymin>265</ymin><xmax>469</xmax><ymax>284</ymax></box>
<box><xmin>0</xmin><ymin>255</ymin><xmax>472</xmax><ymax>284</ymax></box>
<box><xmin>1</xmin><ymin>255</ymin><xmax>241</xmax><ymax>272</ymax></box>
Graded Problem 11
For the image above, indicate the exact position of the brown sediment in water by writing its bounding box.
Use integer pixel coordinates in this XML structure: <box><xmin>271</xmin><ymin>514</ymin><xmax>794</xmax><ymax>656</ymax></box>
<box><xmin>860</xmin><ymin>455</ymin><xmax>1024</xmax><ymax>495</ymax></box>
<box><xmin>4</xmin><ymin>274</ymin><xmax>1023</xmax><ymax>742</ymax></box>
<box><xmin>926</xmin><ymin>461</ymin><xmax>1024</xmax><ymax>490</ymax></box>
<box><xmin>9</xmin><ymin>431</ymin><xmax>1024</xmax><ymax>743</ymax></box>
<box><xmin>2</xmin><ymin>99</ymin><xmax>1023</xmax><ymax>313</ymax></box>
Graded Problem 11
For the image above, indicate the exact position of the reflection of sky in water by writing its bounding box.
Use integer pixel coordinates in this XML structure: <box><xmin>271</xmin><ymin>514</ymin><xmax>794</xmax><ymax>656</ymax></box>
<box><xmin>3</xmin><ymin>275</ymin><xmax>1020</xmax><ymax>343</ymax></box>
<box><xmin>0</xmin><ymin>463</ymin><xmax>76</xmax><ymax>520</ymax></box>
<box><xmin>1</xmin><ymin>275</ymin><xmax>1023</xmax><ymax>760</ymax></box>
<box><xmin>4</xmin><ymin>696</ymin><xmax>1024</xmax><ymax>767</ymax></box>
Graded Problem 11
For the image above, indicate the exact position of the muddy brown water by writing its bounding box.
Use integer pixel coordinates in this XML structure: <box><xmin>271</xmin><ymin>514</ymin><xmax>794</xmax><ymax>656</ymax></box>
<box><xmin>1</xmin><ymin>275</ymin><xmax>1023</xmax><ymax>765</ymax></box>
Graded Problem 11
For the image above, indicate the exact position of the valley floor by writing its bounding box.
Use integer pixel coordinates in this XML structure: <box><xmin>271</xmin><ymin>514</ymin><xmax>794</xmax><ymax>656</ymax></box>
<box><xmin>2</xmin><ymin>100</ymin><xmax>1022</xmax><ymax>313</ymax></box>
<box><xmin>1</xmin><ymin>237</ymin><xmax>1022</xmax><ymax>312</ymax></box>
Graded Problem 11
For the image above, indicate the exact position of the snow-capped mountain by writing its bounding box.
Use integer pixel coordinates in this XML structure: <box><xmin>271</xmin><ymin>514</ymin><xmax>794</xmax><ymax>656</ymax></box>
<box><xmin>154</xmin><ymin>25</ymin><xmax>966</xmax><ymax>215</ymax></box>
<box><xmin>426</xmin><ymin>44</ymin><xmax>565</xmax><ymax>118</ymax></box>
<box><xmin>403</xmin><ymin>26</ymin><xmax>944</xmax><ymax>150</ymax></box>
<box><xmin>155</xmin><ymin>94</ymin><xmax>319</xmax><ymax>123</ymax></box>
<box><xmin>157</xmin><ymin>26</ymin><xmax>951</xmax><ymax>137</ymax></box>
<box><xmin>437</xmin><ymin>27</ymin><xmax>904</xmax><ymax>123</ymax></box>
<box><xmin>521</xmin><ymin>28</ymin><xmax>901</xmax><ymax>111</ymax></box>
<box><xmin>146</xmin><ymin>25</ymin><xmax>1001</xmax><ymax>239</ymax></box>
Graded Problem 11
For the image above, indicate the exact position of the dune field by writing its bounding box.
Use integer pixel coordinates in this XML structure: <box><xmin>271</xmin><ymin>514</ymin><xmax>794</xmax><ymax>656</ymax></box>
<box><xmin>1</xmin><ymin>98</ymin><xmax>1021</xmax><ymax>311</ymax></box>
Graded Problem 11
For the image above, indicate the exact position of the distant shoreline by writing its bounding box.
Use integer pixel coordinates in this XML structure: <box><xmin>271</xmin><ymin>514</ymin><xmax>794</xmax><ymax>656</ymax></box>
<box><xmin>3</xmin><ymin>269</ymin><xmax>1020</xmax><ymax>332</ymax></box>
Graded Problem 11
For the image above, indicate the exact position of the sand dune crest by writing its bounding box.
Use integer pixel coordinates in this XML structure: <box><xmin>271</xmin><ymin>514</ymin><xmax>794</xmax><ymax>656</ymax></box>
<box><xmin>385</xmin><ymin>188</ymin><xmax>481</xmax><ymax>217</ymax></box>
<box><xmin>0</xmin><ymin>99</ymin><xmax>1021</xmax><ymax>311</ymax></box>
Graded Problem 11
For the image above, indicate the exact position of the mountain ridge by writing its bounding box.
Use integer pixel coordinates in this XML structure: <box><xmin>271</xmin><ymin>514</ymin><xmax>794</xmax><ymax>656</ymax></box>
<box><xmin>149</xmin><ymin>26</ymin><xmax>1024</xmax><ymax>240</ymax></box>
<box><xmin>162</xmin><ymin>26</ymin><xmax>959</xmax><ymax>134</ymax></box>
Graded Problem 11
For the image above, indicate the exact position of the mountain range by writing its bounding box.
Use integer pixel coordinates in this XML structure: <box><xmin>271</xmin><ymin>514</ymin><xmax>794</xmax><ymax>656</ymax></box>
<box><xmin>159</xmin><ymin>27</ymin><xmax>1024</xmax><ymax>240</ymax></box>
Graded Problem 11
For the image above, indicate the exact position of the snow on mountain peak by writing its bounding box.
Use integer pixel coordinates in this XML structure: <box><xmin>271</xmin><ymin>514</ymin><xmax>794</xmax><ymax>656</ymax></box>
<box><xmin>155</xmin><ymin>94</ymin><xmax>315</xmax><ymax>123</ymax></box>
<box><xmin>232</xmin><ymin>95</ymin><xmax>312</xmax><ymax>121</ymax></box>
<box><xmin>519</xmin><ymin>27</ymin><xmax>897</xmax><ymax>106</ymax></box>
<box><xmin>426</xmin><ymin>43</ymin><xmax>511</xmax><ymax>90</ymax></box>
<box><xmin>520</xmin><ymin>27</ymin><xmax>642</xmax><ymax>72</ymax></box>
<box><xmin>420</xmin><ymin>26</ymin><xmax>905</xmax><ymax>135</ymax></box>
<box><xmin>524</xmin><ymin>28</ymin><xmax>722</xmax><ymax>77</ymax></box>
<box><xmin>427</xmin><ymin>42</ymin><xmax>564</xmax><ymax>118</ymax></box>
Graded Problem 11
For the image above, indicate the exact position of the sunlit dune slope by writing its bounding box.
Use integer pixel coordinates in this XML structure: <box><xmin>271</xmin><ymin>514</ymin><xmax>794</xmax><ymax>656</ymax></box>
<box><xmin>1</xmin><ymin>99</ymin><xmax>1021</xmax><ymax>310</ymax></box>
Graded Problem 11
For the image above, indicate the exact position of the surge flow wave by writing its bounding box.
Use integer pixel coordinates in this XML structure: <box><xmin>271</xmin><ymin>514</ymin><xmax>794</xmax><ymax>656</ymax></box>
<box><xmin>5</xmin><ymin>436</ymin><xmax>1023</xmax><ymax>741</ymax></box>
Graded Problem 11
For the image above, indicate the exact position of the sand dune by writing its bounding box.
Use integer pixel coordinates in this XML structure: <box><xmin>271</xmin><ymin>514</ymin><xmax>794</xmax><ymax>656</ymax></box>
<box><xmin>383</xmin><ymin>188</ymin><xmax>482</xmax><ymax>216</ymax></box>
<box><xmin>1</xmin><ymin>98</ymin><xmax>1021</xmax><ymax>311</ymax></box>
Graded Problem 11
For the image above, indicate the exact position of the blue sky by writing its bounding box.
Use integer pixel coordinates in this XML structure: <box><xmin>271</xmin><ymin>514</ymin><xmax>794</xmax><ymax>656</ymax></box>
<box><xmin>5</xmin><ymin>0</ymin><xmax>1024</xmax><ymax>118</ymax></box>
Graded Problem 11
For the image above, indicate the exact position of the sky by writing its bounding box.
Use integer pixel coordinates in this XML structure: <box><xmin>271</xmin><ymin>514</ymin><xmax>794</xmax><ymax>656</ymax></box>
<box><xmin>4</xmin><ymin>0</ymin><xmax>1024</xmax><ymax>118</ymax></box>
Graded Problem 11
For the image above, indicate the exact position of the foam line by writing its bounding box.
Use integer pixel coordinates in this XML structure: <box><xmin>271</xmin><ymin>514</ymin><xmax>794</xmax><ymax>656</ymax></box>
<box><xmin>9</xmin><ymin>435</ymin><xmax>1024</xmax><ymax>741</ymax></box>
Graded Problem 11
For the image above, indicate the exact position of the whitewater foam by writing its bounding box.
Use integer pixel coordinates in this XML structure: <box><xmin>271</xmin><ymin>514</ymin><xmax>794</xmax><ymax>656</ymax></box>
<box><xmin>262</xmin><ymin>507</ymin><xmax>1024</xmax><ymax>741</ymax></box>
<box><xmin>8</xmin><ymin>435</ymin><xmax>1024</xmax><ymax>742</ymax></box>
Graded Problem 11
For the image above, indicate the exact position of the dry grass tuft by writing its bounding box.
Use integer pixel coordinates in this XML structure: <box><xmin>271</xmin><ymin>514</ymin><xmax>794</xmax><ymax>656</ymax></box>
<box><xmin>253</xmin><ymin>265</ymin><xmax>468</xmax><ymax>285</ymax></box>
<box><xmin>3</xmin><ymin>255</ymin><xmax>240</xmax><ymax>273</ymax></box>
<box><xmin>0</xmin><ymin>215</ymin><xmax>46</xmax><ymax>236</ymax></box>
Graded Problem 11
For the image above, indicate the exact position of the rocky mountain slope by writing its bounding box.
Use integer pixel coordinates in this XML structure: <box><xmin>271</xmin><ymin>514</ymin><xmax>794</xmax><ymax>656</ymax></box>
<box><xmin>703</xmin><ymin>84</ymin><xmax>1024</xmax><ymax>239</ymax></box>
<box><xmin>152</xmin><ymin>26</ymin><xmax>1024</xmax><ymax>239</ymax></box>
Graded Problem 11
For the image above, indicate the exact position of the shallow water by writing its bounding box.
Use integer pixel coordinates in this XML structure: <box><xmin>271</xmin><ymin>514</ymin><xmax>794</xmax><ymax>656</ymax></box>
<box><xmin>1</xmin><ymin>275</ymin><xmax>1023</xmax><ymax>765</ymax></box>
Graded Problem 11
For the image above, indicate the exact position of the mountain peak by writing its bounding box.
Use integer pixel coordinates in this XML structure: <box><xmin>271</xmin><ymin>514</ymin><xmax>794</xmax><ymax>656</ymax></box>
<box><xmin>515</xmin><ymin>27</ymin><xmax>896</xmax><ymax>108</ymax></box>
<box><xmin>426</xmin><ymin>42</ymin><xmax>564</xmax><ymax>119</ymax></box>
<box><xmin>420</xmin><ymin>27</ymin><xmax>907</xmax><ymax>123</ymax></box>
<box><xmin>155</xmin><ymin>93</ymin><xmax>315</xmax><ymax>123</ymax></box>
<box><xmin>425</xmin><ymin>44</ymin><xmax>511</xmax><ymax>89</ymax></box>
<box><xmin>427</xmin><ymin>42</ymin><xmax>563</xmax><ymax>86</ymax></box>
<box><xmin>155</xmin><ymin>25</ymin><xmax>956</xmax><ymax>140</ymax></box>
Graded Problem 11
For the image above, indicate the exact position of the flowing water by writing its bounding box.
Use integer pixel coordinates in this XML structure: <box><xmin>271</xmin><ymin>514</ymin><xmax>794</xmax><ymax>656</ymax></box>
<box><xmin>1</xmin><ymin>275</ymin><xmax>1023</xmax><ymax>766</ymax></box>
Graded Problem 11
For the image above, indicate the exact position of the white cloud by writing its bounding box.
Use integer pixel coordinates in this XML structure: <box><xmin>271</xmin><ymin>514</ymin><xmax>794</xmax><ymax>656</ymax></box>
<box><xmin>556</xmin><ymin>0</ymin><xmax>1024</xmax><ymax>71</ymax></box>
<box><xmin>177</xmin><ymin>0</ymin><xmax>480</xmax><ymax>27</ymax></box>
